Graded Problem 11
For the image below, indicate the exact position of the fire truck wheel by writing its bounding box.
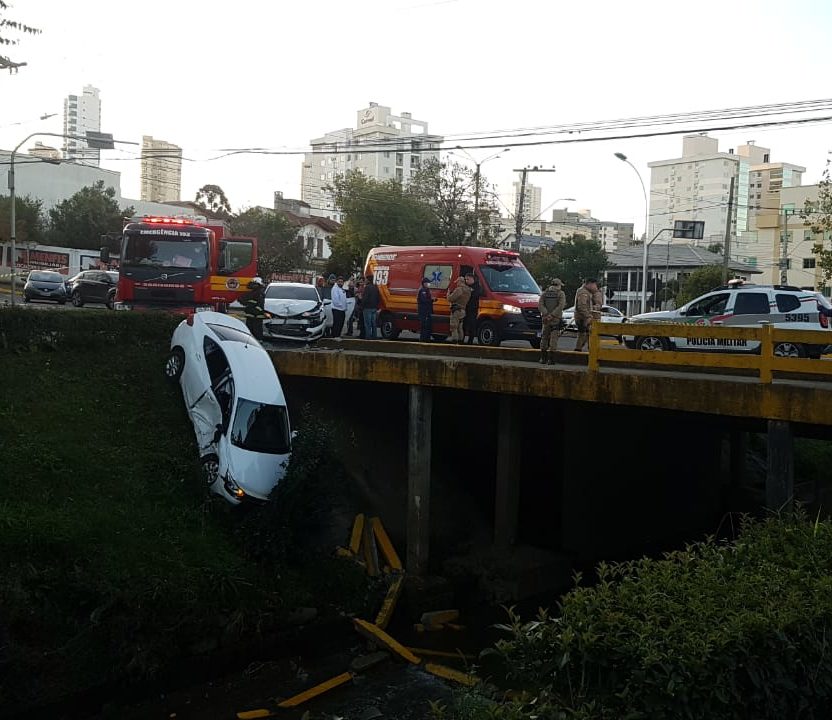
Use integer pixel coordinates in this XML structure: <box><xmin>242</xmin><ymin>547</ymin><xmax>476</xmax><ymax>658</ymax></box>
<box><xmin>164</xmin><ymin>347</ymin><xmax>185</xmax><ymax>382</ymax></box>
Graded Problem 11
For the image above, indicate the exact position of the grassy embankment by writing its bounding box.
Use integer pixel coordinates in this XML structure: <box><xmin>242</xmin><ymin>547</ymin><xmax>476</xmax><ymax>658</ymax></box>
<box><xmin>0</xmin><ymin>310</ymin><xmax>367</xmax><ymax>712</ymax></box>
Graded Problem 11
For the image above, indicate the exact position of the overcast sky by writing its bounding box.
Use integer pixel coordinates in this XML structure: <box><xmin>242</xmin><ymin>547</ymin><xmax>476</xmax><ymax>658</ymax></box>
<box><xmin>2</xmin><ymin>0</ymin><xmax>831</xmax><ymax>235</ymax></box>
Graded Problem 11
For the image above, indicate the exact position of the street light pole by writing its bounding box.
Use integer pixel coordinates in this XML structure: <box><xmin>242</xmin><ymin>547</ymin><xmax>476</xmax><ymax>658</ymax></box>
<box><xmin>615</xmin><ymin>153</ymin><xmax>650</xmax><ymax>314</ymax></box>
<box><xmin>453</xmin><ymin>146</ymin><xmax>508</xmax><ymax>245</ymax></box>
<box><xmin>7</xmin><ymin>131</ymin><xmax>134</xmax><ymax>305</ymax></box>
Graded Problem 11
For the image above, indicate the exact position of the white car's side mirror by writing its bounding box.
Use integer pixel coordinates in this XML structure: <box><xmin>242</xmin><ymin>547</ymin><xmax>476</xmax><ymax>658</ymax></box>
<box><xmin>291</xmin><ymin>430</ymin><xmax>299</xmax><ymax>441</ymax></box>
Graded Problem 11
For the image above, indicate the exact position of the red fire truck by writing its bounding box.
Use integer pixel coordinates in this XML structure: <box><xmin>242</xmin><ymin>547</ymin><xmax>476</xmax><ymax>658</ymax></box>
<box><xmin>111</xmin><ymin>216</ymin><xmax>258</xmax><ymax>311</ymax></box>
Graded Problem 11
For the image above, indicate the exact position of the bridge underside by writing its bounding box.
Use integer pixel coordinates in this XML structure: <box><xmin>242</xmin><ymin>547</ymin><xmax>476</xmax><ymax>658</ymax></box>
<box><xmin>273</xmin><ymin>343</ymin><xmax>831</xmax><ymax>586</ymax></box>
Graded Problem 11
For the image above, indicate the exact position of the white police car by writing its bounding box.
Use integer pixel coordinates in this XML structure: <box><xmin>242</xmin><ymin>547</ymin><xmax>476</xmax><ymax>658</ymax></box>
<box><xmin>624</xmin><ymin>282</ymin><xmax>832</xmax><ymax>358</ymax></box>
<box><xmin>164</xmin><ymin>311</ymin><xmax>292</xmax><ymax>504</ymax></box>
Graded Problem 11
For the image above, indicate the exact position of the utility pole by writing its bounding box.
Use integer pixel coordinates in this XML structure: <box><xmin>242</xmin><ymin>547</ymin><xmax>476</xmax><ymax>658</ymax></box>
<box><xmin>473</xmin><ymin>162</ymin><xmax>481</xmax><ymax>246</ymax></box>
<box><xmin>721</xmin><ymin>175</ymin><xmax>736</xmax><ymax>284</ymax></box>
<box><xmin>513</xmin><ymin>166</ymin><xmax>557</xmax><ymax>249</ymax></box>
<box><xmin>514</xmin><ymin>168</ymin><xmax>528</xmax><ymax>246</ymax></box>
<box><xmin>780</xmin><ymin>208</ymin><xmax>791</xmax><ymax>285</ymax></box>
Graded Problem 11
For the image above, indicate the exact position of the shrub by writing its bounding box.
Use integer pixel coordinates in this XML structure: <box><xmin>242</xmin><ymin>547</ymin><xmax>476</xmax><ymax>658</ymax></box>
<box><xmin>479</xmin><ymin>514</ymin><xmax>832</xmax><ymax>720</ymax></box>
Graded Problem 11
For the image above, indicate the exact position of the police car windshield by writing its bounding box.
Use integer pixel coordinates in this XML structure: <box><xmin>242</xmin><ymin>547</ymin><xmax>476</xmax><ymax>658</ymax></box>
<box><xmin>479</xmin><ymin>264</ymin><xmax>540</xmax><ymax>294</ymax></box>
<box><xmin>265</xmin><ymin>285</ymin><xmax>320</xmax><ymax>302</ymax></box>
<box><xmin>123</xmin><ymin>235</ymin><xmax>208</xmax><ymax>269</ymax></box>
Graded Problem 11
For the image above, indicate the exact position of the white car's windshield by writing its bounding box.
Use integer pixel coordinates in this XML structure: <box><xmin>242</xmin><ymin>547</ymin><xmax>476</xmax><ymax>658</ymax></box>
<box><xmin>265</xmin><ymin>285</ymin><xmax>320</xmax><ymax>302</ymax></box>
<box><xmin>230</xmin><ymin>399</ymin><xmax>290</xmax><ymax>454</ymax></box>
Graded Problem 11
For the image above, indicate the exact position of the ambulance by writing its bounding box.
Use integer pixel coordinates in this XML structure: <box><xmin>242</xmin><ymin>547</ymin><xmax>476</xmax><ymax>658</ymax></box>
<box><xmin>364</xmin><ymin>246</ymin><xmax>542</xmax><ymax>346</ymax></box>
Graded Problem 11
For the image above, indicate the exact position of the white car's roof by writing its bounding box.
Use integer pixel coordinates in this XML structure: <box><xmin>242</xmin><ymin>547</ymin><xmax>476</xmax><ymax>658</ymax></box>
<box><xmin>196</xmin><ymin>310</ymin><xmax>248</xmax><ymax>330</ymax></box>
<box><xmin>220</xmin><ymin>341</ymin><xmax>284</xmax><ymax>403</ymax></box>
<box><xmin>266</xmin><ymin>282</ymin><xmax>315</xmax><ymax>289</ymax></box>
<box><xmin>191</xmin><ymin>312</ymin><xmax>285</xmax><ymax>403</ymax></box>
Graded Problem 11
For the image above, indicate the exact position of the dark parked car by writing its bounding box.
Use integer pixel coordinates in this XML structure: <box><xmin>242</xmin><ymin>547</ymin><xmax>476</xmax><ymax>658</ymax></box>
<box><xmin>66</xmin><ymin>270</ymin><xmax>118</xmax><ymax>309</ymax></box>
<box><xmin>23</xmin><ymin>270</ymin><xmax>67</xmax><ymax>304</ymax></box>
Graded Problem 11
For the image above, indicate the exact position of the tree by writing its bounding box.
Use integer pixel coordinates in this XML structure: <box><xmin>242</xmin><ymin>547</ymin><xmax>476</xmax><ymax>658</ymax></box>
<box><xmin>231</xmin><ymin>207</ymin><xmax>304</xmax><ymax>279</ymax></box>
<box><xmin>801</xmin><ymin>159</ymin><xmax>832</xmax><ymax>284</ymax></box>
<box><xmin>329</xmin><ymin>171</ymin><xmax>438</xmax><ymax>271</ymax></box>
<box><xmin>676</xmin><ymin>265</ymin><xmax>726</xmax><ymax>306</ymax></box>
<box><xmin>48</xmin><ymin>181</ymin><xmax>133</xmax><ymax>252</ymax></box>
<box><xmin>407</xmin><ymin>158</ymin><xmax>497</xmax><ymax>246</ymax></box>
<box><xmin>0</xmin><ymin>2</ymin><xmax>40</xmax><ymax>72</ymax></box>
<box><xmin>194</xmin><ymin>184</ymin><xmax>231</xmax><ymax>218</ymax></box>
<box><xmin>707</xmin><ymin>242</ymin><xmax>724</xmax><ymax>256</ymax></box>
<box><xmin>0</xmin><ymin>194</ymin><xmax>45</xmax><ymax>246</ymax></box>
<box><xmin>523</xmin><ymin>234</ymin><xmax>610</xmax><ymax>299</ymax></box>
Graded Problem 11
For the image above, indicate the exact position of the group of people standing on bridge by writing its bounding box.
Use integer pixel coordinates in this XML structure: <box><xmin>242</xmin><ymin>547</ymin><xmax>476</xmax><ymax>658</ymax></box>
<box><xmin>537</xmin><ymin>277</ymin><xmax>602</xmax><ymax>364</ymax></box>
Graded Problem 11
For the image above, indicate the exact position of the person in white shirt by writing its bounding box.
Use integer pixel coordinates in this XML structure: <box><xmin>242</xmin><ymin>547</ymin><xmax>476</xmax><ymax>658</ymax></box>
<box><xmin>331</xmin><ymin>276</ymin><xmax>348</xmax><ymax>337</ymax></box>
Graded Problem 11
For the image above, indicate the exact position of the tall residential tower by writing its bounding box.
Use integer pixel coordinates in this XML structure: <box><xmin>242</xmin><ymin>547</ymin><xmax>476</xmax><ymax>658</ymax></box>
<box><xmin>140</xmin><ymin>136</ymin><xmax>183</xmax><ymax>203</ymax></box>
<box><xmin>301</xmin><ymin>102</ymin><xmax>443</xmax><ymax>221</ymax></box>
<box><xmin>63</xmin><ymin>85</ymin><xmax>101</xmax><ymax>166</ymax></box>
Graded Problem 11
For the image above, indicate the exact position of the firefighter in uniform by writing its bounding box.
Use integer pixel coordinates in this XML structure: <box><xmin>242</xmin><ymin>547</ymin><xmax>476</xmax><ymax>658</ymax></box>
<box><xmin>538</xmin><ymin>279</ymin><xmax>566</xmax><ymax>364</ymax></box>
<box><xmin>573</xmin><ymin>278</ymin><xmax>599</xmax><ymax>352</ymax></box>
<box><xmin>447</xmin><ymin>276</ymin><xmax>472</xmax><ymax>343</ymax></box>
<box><xmin>242</xmin><ymin>277</ymin><xmax>267</xmax><ymax>340</ymax></box>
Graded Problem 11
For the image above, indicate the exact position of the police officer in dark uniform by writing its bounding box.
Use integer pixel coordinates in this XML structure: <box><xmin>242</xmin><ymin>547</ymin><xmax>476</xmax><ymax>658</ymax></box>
<box><xmin>242</xmin><ymin>277</ymin><xmax>267</xmax><ymax>340</ymax></box>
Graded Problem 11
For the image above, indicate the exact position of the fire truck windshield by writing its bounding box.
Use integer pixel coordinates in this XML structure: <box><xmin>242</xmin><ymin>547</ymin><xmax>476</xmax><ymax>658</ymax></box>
<box><xmin>123</xmin><ymin>235</ymin><xmax>208</xmax><ymax>270</ymax></box>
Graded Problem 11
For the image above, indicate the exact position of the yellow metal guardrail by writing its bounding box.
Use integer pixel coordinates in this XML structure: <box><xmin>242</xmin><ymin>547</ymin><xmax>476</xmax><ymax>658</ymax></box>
<box><xmin>588</xmin><ymin>320</ymin><xmax>832</xmax><ymax>383</ymax></box>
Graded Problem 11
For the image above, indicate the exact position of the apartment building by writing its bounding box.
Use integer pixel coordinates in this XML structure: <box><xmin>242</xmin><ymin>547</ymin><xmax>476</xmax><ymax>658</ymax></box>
<box><xmin>63</xmin><ymin>85</ymin><xmax>101</xmax><ymax>166</ymax></box>
<box><xmin>140</xmin><ymin>136</ymin><xmax>183</xmax><ymax>203</ymax></box>
<box><xmin>300</xmin><ymin>102</ymin><xmax>443</xmax><ymax>221</ymax></box>
<box><xmin>512</xmin><ymin>181</ymin><xmax>542</xmax><ymax>222</ymax></box>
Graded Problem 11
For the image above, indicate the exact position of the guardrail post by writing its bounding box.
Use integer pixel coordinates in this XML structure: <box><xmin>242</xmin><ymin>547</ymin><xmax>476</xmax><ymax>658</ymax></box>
<box><xmin>588</xmin><ymin>314</ymin><xmax>601</xmax><ymax>372</ymax></box>
<box><xmin>766</xmin><ymin>419</ymin><xmax>793</xmax><ymax>511</ymax></box>
<box><xmin>407</xmin><ymin>385</ymin><xmax>433</xmax><ymax>576</ymax></box>
<box><xmin>494</xmin><ymin>395</ymin><xmax>520</xmax><ymax>552</ymax></box>
<box><xmin>760</xmin><ymin>322</ymin><xmax>774</xmax><ymax>383</ymax></box>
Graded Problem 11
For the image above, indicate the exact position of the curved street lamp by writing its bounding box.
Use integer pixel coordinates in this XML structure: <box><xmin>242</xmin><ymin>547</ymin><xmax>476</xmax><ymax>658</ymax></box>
<box><xmin>615</xmin><ymin>152</ymin><xmax>650</xmax><ymax>313</ymax></box>
<box><xmin>453</xmin><ymin>146</ymin><xmax>510</xmax><ymax>244</ymax></box>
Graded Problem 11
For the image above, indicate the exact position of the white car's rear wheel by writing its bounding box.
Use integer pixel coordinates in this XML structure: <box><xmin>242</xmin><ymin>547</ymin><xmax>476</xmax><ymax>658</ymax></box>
<box><xmin>164</xmin><ymin>347</ymin><xmax>185</xmax><ymax>381</ymax></box>
<box><xmin>201</xmin><ymin>454</ymin><xmax>220</xmax><ymax>487</ymax></box>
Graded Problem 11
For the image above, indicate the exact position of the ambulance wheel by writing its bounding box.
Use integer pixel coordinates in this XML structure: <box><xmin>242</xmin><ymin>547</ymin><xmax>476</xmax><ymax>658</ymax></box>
<box><xmin>380</xmin><ymin>313</ymin><xmax>400</xmax><ymax>340</ymax></box>
<box><xmin>477</xmin><ymin>320</ymin><xmax>500</xmax><ymax>347</ymax></box>
<box><xmin>431</xmin><ymin>334</ymin><xmax>447</xmax><ymax>342</ymax></box>
<box><xmin>530</xmin><ymin>338</ymin><xmax>541</xmax><ymax>349</ymax></box>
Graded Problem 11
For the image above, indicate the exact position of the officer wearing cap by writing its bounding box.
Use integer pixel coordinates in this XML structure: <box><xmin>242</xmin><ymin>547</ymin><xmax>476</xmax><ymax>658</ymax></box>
<box><xmin>538</xmin><ymin>278</ymin><xmax>566</xmax><ymax>364</ymax></box>
<box><xmin>417</xmin><ymin>277</ymin><xmax>435</xmax><ymax>341</ymax></box>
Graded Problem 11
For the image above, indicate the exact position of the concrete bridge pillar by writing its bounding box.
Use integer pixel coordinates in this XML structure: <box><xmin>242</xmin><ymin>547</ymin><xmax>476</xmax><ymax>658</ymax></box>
<box><xmin>494</xmin><ymin>395</ymin><xmax>520</xmax><ymax>552</ymax></box>
<box><xmin>766</xmin><ymin>420</ymin><xmax>794</xmax><ymax>511</ymax></box>
<box><xmin>407</xmin><ymin>386</ymin><xmax>433</xmax><ymax>576</ymax></box>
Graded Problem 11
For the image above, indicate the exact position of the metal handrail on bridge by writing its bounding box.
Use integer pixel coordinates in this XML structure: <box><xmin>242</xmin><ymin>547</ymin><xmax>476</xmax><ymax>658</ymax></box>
<box><xmin>587</xmin><ymin>321</ymin><xmax>832</xmax><ymax>383</ymax></box>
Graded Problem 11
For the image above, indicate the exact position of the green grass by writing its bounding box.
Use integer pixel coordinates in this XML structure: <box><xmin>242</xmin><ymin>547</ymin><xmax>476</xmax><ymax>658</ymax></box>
<box><xmin>0</xmin><ymin>313</ymin><xmax>365</xmax><ymax>710</ymax></box>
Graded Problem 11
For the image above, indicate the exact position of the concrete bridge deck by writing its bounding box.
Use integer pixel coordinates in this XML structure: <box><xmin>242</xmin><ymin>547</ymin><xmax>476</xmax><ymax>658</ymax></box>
<box><xmin>270</xmin><ymin>338</ymin><xmax>832</xmax><ymax>427</ymax></box>
<box><xmin>269</xmin><ymin>334</ymin><xmax>832</xmax><ymax>579</ymax></box>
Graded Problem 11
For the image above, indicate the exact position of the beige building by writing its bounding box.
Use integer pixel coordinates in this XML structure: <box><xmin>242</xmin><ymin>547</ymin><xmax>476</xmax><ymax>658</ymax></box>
<box><xmin>512</xmin><ymin>181</ymin><xmax>542</xmax><ymax>222</ymax></box>
<box><xmin>28</xmin><ymin>142</ymin><xmax>61</xmax><ymax>160</ymax></box>
<box><xmin>745</xmin><ymin>185</ymin><xmax>829</xmax><ymax>291</ymax></box>
<box><xmin>301</xmin><ymin>102</ymin><xmax>442</xmax><ymax>221</ymax></box>
<box><xmin>63</xmin><ymin>85</ymin><xmax>101</xmax><ymax>166</ymax></box>
<box><xmin>140</xmin><ymin>136</ymin><xmax>182</xmax><ymax>203</ymax></box>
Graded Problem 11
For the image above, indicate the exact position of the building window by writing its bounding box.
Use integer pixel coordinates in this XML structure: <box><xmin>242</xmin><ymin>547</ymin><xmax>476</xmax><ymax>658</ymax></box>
<box><xmin>317</xmin><ymin>238</ymin><xmax>324</xmax><ymax>258</ymax></box>
<box><xmin>396</xmin><ymin>153</ymin><xmax>404</xmax><ymax>166</ymax></box>
<box><xmin>396</xmin><ymin>168</ymin><xmax>404</xmax><ymax>182</ymax></box>
<box><xmin>384</xmin><ymin>151</ymin><xmax>390</xmax><ymax>158</ymax></box>
<box><xmin>384</xmin><ymin>167</ymin><xmax>389</xmax><ymax>174</ymax></box>
<box><xmin>803</xmin><ymin>258</ymin><xmax>817</xmax><ymax>269</ymax></box>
